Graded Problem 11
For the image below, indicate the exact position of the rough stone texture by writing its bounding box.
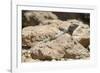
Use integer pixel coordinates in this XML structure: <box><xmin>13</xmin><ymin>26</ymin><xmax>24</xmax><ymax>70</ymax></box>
<box><xmin>21</xmin><ymin>49</ymin><xmax>32</xmax><ymax>62</ymax></box>
<box><xmin>49</xmin><ymin>34</ymin><xmax>89</xmax><ymax>59</ymax></box>
<box><xmin>22</xmin><ymin>11</ymin><xmax>58</xmax><ymax>27</ymax></box>
<box><xmin>66</xmin><ymin>19</ymin><xmax>90</xmax><ymax>48</ymax></box>
<box><xmin>22</xmin><ymin>20</ymin><xmax>76</xmax><ymax>49</ymax></box>
<box><xmin>72</xmin><ymin>24</ymin><xmax>90</xmax><ymax>48</ymax></box>
<box><xmin>30</xmin><ymin>34</ymin><xmax>89</xmax><ymax>60</ymax></box>
<box><xmin>65</xmin><ymin>40</ymin><xmax>89</xmax><ymax>59</ymax></box>
<box><xmin>22</xmin><ymin>11</ymin><xmax>90</xmax><ymax>62</ymax></box>
<box><xmin>30</xmin><ymin>43</ymin><xmax>65</xmax><ymax>60</ymax></box>
<box><xmin>22</xmin><ymin>25</ymin><xmax>63</xmax><ymax>49</ymax></box>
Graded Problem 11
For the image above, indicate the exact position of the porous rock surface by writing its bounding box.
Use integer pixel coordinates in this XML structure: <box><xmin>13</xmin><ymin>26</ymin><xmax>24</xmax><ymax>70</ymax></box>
<box><xmin>22</xmin><ymin>11</ymin><xmax>58</xmax><ymax>27</ymax></box>
<box><xmin>22</xmin><ymin>11</ymin><xmax>90</xmax><ymax>62</ymax></box>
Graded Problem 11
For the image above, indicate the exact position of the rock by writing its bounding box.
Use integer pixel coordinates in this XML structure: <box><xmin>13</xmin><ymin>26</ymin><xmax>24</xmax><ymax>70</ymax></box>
<box><xmin>47</xmin><ymin>33</ymin><xmax>74</xmax><ymax>50</ymax></box>
<box><xmin>30</xmin><ymin>42</ymin><xmax>65</xmax><ymax>60</ymax></box>
<box><xmin>41</xmin><ymin>19</ymin><xmax>63</xmax><ymax>25</ymax></box>
<box><xmin>67</xmin><ymin>19</ymin><xmax>83</xmax><ymax>25</ymax></box>
<box><xmin>65</xmin><ymin>40</ymin><xmax>89</xmax><ymax>59</ymax></box>
<box><xmin>41</xmin><ymin>19</ymin><xmax>78</xmax><ymax>35</ymax></box>
<box><xmin>22</xmin><ymin>12</ymin><xmax>90</xmax><ymax>62</ymax></box>
<box><xmin>22</xmin><ymin>11</ymin><xmax>58</xmax><ymax>27</ymax></box>
<box><xmin>30</xmin><ymin>33</ymin><xmax>89</xmax><ymax>60</ymax></box>
<box><xmin>43</xmin><ymin>19</ymin><xmax>80</xmax><ymax>35</ymax></box>
<box><xmin>72</xmin><ymin>24</ymin><xmax>90</xmax><ymax>48</ymax></box>
<box><xmin>22</xmin><ymin>50</ymin><xmax>31</xmax><ymax>58</ymax></box>
<box><xmin>24</xmin><ymin>58</ymin><xmax>40</xmax><ymax>62</ymax></box>
<box><xmin>22</xmin><ymin>25</ymin><xmax>63</xmax><ymax>49</ymax></box>
<box><xmin>21</xmin><ymin>49</ymin><xmax>32</xmax><ymax>62</ymax></box>
<box><xmin>49</xmin><ymin>33</ymin><xmax>89</xmax><ymax>59</ymax></box>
